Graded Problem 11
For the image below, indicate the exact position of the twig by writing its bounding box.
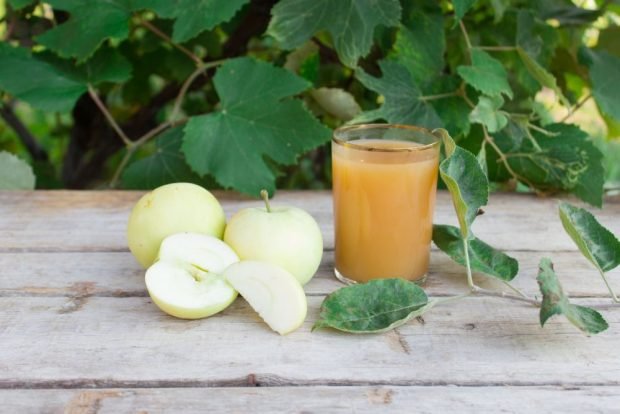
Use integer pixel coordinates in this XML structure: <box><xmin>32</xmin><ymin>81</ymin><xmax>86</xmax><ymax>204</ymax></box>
<box><xmin>87</xmin><ymin>85</ymin><xmax>133</xmax><ymax>147</ymax></box>
<box><xmin>597</xmin><ymin>268</ymin><xmax>620</xmax><ymax>303</ymax></box>
<box><xmin>560</xmin><ymin>93</ymin><xmax>592</xmax><ymax>122</ymax></box>
<box><xmin>139</xmin><ymin>19</ymin><xmax>202</xmax><ymax>66</ymax></box>
<box><xmin>0</xmin><ymin>102</ymin><xmax>48</xmax><ymax>161</ymax></box>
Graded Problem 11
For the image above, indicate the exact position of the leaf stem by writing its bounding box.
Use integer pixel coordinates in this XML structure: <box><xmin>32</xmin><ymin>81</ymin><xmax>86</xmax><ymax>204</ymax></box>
<box><xmin>597</xmin><ymin>267</ymin><xmax>620</xmax><ymax>303</ymax></box>
<box><xmin>139</xmin><ymin>19</ymin><xmax>202</xmax><ymax>66</ymax></box>
<box><xmin>472</xmin><ymin>285</ymin><xmax>540</xmax><ymax>307</ymax></box>
<box><xmin>527</xmin><ymin>123</ymin><xmax>560</xmax><ymax>137</ymax></box>
<box><xmin>501</xmin><ymin>280</ymin><xmax>531</xmax><ymax>299</ymax></box>
<box><xmin>475</xmin><ymin>46</ymin><xmax>517</xmax><ymax>52</ymax></box>
<box><xmin>462</xmin><ymin>237</ymin><xmax>475</xmax><ymax>290</ymax></box>
<box><xmin>459</xmin><ymin>20</ymin><xmax>473</xmax><ymax>62</ymax></box>
<box><xmin>87</xmin><ymin>85</ymin><xmax>132</xmax><ymax>147</ymax></box>
<box><xmin>109</xmin><ymin>147</ymin><xmax>136</xmax><ymax>188</ymax></box>
<box><xmin>260</xmin><ymin>189</ymin><xmax>272</xmax><ymax>212</ymax></box>
<box><xmin>419</xmin><ymin>91</ymin><xmax>460</xmax><ymax>101</ymax></box>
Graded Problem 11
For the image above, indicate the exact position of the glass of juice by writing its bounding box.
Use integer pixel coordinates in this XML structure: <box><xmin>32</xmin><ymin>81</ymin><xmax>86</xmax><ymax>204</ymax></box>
<box><xmin>332</xmin><ymin>123</ymin><xmax>441</xmax><ymax>284</ymax></box>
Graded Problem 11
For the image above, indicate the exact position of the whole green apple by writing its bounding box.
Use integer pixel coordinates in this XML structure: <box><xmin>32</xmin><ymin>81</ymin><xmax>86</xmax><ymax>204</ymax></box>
<box><xmin>224</xmin><ymin>190</ymin><xmax>323</xmax><ymax>285</ymax></box>
<box><xmin>127</xmin><ymin>183</ymin><xmax>226</xmax><ymax>268</ymax></box>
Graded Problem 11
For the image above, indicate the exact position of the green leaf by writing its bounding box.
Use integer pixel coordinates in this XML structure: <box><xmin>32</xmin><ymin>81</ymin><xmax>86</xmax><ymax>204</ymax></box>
<box><xmin>435</xmin><ymin>129</ymin><xmax>489</xmax><ymax>238</ymax></box>
<box><xmin>122</xmin><ymin>127</ymin><xmax>208</xmax><ymax>189</ymax></box>
<box><xmin>390</xmin><ymin>10</ymin><xmax>445</xmax><ymax>84</ymax></box>
<box><xmin>80</xmin><ymin>47</ymin><xmax>132</xmax><ymax>84</ymax></box>
<box><xmin>313</xmin><ymin>279</ymin><xmax>428</xmax><ymax>333</ymax></box>
<box><xmin>452</xmin><ymin>0</ymin><xmax>476</xmax><ymax>22</ymax></box>
<box><xmin>457</xmin><ymin>49</ymin><xmax>513</xmax><ymax>99</ymax></box>
<box><xmin>517</xmin><ymin>47</ymin><xmax>568</xmax><ymax>107</ymax></box>
<box><xmin>353</xmin><ymin>60</ymin><xmax>442</xmax><ymax>128</ymax></box>
<box><xmin>469</xmin><ymin>95</ymin><xmax>508</xmax><ymax>133</ymax></box>
<box><xmin>588</xmin><ymin>50</ymin><xmax>620</xmax><ymax>122</ymax></box>
<box><xmin>267</xmin><ymin>0</ymin><xmax>401</xmax><ymax>67</ymax></box>
<box><xmin>559</xmin><ymin>202</ymin><xmax>620</xmax><ymax>273</ymax></box>
<box><xmin>181</xmin><ymin>57</ymin><xmax>331</xmax><ymax>196</ymax></box>
<box><xmin>0</xmin><ymin>151</ymin><xmax>36</xmax><ymax>190</ymax></box>
<box><xmin>433</xmin><ymin>224</ymin><xmax>518</xmax><ymax>281</ymax></box>
<box><xmin>134</xmin><ymin>0</ymin><xmax>249</xmax><ymax>43</ymax></box>
<box><xmin>0</xmin><ymin>43</ymin><xmax>86</xmax><ymax>112</ymax></box>
<box><xmin>7</xmin><ymin>0</ymin><xmax>34</xmax><ymax>9</ymax></box>
<box><xmin>36</xmin><ymin>0</ymin><xmax>132</xmax><ymax>61</ymax></box>
<box><xmin>502</xmin><ymin>123</ymin><xmax>604</xmax><ymax>207</ymax></box>
<box><xmin>537</xmin><ymin>258</ymin><xmax>608</xmax><ymax>334</ymax></box>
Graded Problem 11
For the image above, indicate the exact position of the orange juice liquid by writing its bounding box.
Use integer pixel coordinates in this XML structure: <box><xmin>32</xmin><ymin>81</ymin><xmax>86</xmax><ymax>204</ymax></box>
<box><xmin>332</xmin><ymin>139</ymin><xmax>439</xmax><ymax>283</ymax></box>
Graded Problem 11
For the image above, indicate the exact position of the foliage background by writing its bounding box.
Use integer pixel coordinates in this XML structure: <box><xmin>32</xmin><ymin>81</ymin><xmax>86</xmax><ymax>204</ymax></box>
<box><xmin>0</xmin><ymin>0</ymin><xmax>619</xmax><ymax>203</ymax></box>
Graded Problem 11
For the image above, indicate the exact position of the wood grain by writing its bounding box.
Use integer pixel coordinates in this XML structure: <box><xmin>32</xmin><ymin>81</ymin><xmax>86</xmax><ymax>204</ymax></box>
<box><xmin>1</xmin><ymin>296</ymin><xmax>619</xmax><ymax>386</ymax></box>
<box><xmin>0</xmin><ymin>191</ymin><xmax>618</xmax><ymax>252</ymax></box>
<box><xmin>3</xmin><ymin>386</ymin><xmax>620</xmax><ymax>414</ymax></box>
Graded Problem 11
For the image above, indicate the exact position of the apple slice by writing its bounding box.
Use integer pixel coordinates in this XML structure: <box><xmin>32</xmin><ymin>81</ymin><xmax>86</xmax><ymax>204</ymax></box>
<box><xmin>223</xmin><ymin>261</ymin><xmax>307</xmax><ymax>335</ymax></box>
<box><xmin>145</xmin><ymin>233</ymin><xmax>239</xmax><ymax>319</ymax></box>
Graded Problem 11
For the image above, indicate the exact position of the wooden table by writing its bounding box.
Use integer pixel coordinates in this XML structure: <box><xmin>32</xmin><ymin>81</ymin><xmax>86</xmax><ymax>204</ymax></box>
<box><xmin>1</xmin><ymin>190</ymin><xmax>619</xmax><ymax>413</ymax></box>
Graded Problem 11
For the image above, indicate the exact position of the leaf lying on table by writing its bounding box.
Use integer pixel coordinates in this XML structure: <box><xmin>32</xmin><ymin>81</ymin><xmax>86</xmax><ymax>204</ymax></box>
<box><xmin>559</xmin><ymin>202</ymin><xmax>620</xmax><ymax>273</ymax></box>
<box><xmin>434</xmin><ymin>128</ymin><xmax>489</xmax><ymax>239</ymax></box>
<box><xmin>537</xmin><ymin>258</ymin><xmax>608</xmax><ymax>334</ymax></box>
<box><xmin>313</xmin><ymin>279</ymin><xmax>429</xmax><ymax>334</ymax></box>
<box><xmin>433</xmin><ymin>224</ymin><xmax>518</xmax><ymax>281</ymax></box>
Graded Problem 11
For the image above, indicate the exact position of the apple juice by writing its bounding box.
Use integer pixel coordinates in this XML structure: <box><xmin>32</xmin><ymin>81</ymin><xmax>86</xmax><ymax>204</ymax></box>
<box><xmin>332</xmin><ymin>125</ymin><xmax>440</xmax><ymax>283</ymax></box>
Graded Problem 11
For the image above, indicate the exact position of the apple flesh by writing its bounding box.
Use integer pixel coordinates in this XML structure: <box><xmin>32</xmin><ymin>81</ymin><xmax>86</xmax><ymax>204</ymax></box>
<box><xmin>224</xmin><ymin>191</ymin><xmax>323</xmax><ymax>285</ymax></box>
<box><xmin>145</xmin><ymin>233</ymin><xmax>238</xmax><ymax>319</ymax></box>
<box><xmin>127</xmin><ymin>183</ymin><xmax>226</xmax><ymax>268</ymax></box>
<box><xmin>223</xmin><ymin>261</ymin><xmax>307</xmax><ymax>335</ymax></box>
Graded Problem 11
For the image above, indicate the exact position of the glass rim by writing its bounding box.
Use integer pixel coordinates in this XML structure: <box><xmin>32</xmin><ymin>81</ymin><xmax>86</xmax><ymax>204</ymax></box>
<box><xmin>332</xmin><ymin>123</ymin><xmax>441</xmax><ymax>153</ymax></box>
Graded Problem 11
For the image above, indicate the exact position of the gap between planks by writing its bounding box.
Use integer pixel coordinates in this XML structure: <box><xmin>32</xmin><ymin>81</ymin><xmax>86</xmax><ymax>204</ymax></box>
<box><xmin>2</xmin><ymin>377</ymin><xmax>620</xmax><ymax>390</ymax></box>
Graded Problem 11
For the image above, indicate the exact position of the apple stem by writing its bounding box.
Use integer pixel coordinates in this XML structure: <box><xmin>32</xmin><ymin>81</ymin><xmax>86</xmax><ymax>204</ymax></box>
<box><xmin>260</xmin><ymin>189</ymin><xmax>272</xmax><ymax>213</ymax></box>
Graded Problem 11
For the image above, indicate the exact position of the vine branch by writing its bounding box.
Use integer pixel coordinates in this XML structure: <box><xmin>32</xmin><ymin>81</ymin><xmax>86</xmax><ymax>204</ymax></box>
<box><xmin>139</xmin><ymin>19</ymin><xmax>202</xmax><ymax>66</ymax></box>
<box><xmin>560</xmin><ymin>93</ymin><xmax>592</xmax><ymax>122</ymax></box>
<box><xmin>0</xmin><ymin>102</ymin><xmax>49</xmax><ymax>161</ymax></box>
<box><xmin>87</xmin><ymin>85</ymin><xmax>133</xmax><ymax>147</ymax></box>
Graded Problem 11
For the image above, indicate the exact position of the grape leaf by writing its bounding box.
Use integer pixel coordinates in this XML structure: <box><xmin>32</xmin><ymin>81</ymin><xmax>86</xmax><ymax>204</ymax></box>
<box><xmin>502</xmin><ymin>123</ymin><xmax>604</xmax><ymax>207</ymax></box>
<box><xmin>267</xmin><ymin>0</ymin><xmax>401</xmax><ymax>67</ymax></box>
<box><xmin>457</xmin><ymin>49</ymin><xmax>513</xmax><ymax>99</ymax></box>
<box><xmin>390</xmin><ymin>10</ymin><xmax>445</xmax><ymax>84</ymax></box>
<box><xmin>559</xmin><ymin>202</ymin><xmax>620</xmax><ymax>273</ymax></box>
<box><xmin>0</xmin><ymin>43</ymin><xmax>86</xmax><ymax>112</ymax></box>
<box><xmin>0</xmin><ymin>151</ymin><xmax>36</xmax><ymax>190</ymax></box>
<box><xmin>537</xmin><ymin>258</ymin><xmax>608</xmax><ymax>334</ymax></box>
<box><xmin>433</xmin><ymin>224</ymin><xmax>518</xmax><ymax>281</ymax></box>
<box><xmin>588</xmin><ymin>50</ymin><xmax>620</xmax><ymax>122</ymax></box>
<box><xmin>181</xmin><ymin>57</ymin><xmax>331</xmax><ymax>195</ymax></box>
<box><xmin>469</xmin><ymin>95</ymin><xmax>508</xmax><ymax>133</ymax></box>
<box><xmin>453</xmin><ymin>0</ymin><xmax>476</xmax><ymax>22</ymax></box>
<box><xmin>133</xmin><ymin>0</ymin><xmax>249</xmax><ymax>43</ymax></box>
<box><xmin>517</xmin><ymin>47</ymin><xmax>569</xmax><ymax>107</ymax></box>
<box><xmin>122</xmin><ymin>127</ymin><xmax>209</xmax><ymax>189</ymax></box>
<box><xmin>434</xmin><ymin>129</ymin><xmax>489</xmax><ymax>238</ymax></box>
<box><xmin>313</xmin><ymin>279</ymin><xmax>429</xmax><ymax>333</ymax></box>
<box><xmin>36</xmin><ymin>0</ymin><xmax>132</xmax><ymax>61</ymax></box>
<box><xmin>353</xmin><ymin>60</ymin><xmax>442</xmax><ymax>128</ymax></box>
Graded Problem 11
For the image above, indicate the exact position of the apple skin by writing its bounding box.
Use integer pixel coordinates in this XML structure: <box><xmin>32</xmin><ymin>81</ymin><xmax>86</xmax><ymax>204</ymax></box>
<box><xmin>223</xmin><ymin>203</ymin><xmax>323</xmax><ymax>285</ymax></box>
<box><xmin>145</xmin><ymin>233</ymin><xmax>239</xmax><ymax>319</ymax></box>
<box><xmin>127</xmin><ymin>183</ymin><xmax>226</xmax><ymax>268</ymax></box>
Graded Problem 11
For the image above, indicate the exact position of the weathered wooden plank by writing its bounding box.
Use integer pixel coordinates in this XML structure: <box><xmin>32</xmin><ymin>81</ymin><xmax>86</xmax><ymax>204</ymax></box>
<box><xmin>1</xmin><ymin>296</ymin><xmax>618</xmax><ymax>386</ymax></box>
<box><xmin>0</xmin><ymin>191</ymin><xmax>618</xmax><ymax>252</ymax></box>
<box><xmin>1</xmin><ymin>250</ymin><xmax>618</xmax><ymax>298</ymax></box>
<box><xmin>3</xmin><ymin>386</ymin><xmax>619</xmax><ymax>414</ymax></box>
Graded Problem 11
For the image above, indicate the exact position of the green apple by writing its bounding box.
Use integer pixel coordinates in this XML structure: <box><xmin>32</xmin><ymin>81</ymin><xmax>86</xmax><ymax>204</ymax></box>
<box><xmin>224</xmin><ymin>190</ymin><xmax>323</xmax><ymax>285</ymax></box>
<box><xmin>223</xmin><ymin>260</ymin><xmax>307</xmax><ymax>335</ymax></box>
<box><xmin>127</xmin><ymin>183</ymin><xmax>226</xmax><ymax>268</ymax></box>
<box><xmin>145</xmin><ymin>233</ymin><xmax>239</xmax><ymax>319</ymax></box>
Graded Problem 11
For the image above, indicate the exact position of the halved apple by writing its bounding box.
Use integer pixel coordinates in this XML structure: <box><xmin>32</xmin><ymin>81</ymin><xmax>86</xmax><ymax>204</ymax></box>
<box><xmin>145</xmin><ymin>233</ymin><xmax>239</xmax><ymax>319</ymax></box>
<box><xmin>223</xmin><ymin>261</ymin><xmax>307</xmax><ymax>335</ymax></box>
